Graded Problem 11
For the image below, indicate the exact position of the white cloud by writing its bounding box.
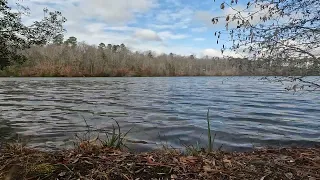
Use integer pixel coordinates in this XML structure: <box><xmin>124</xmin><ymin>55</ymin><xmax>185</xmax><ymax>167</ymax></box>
<box><xmin>149</xmin><ymin>24</ymin><xmax>175</xmax><ymax>29</ymax></box>
<box><xmin>202</xmin><ymin>48</ymin><xmax>243</xmax><ymax>58</ymax></box>
<box><xmin>170</xmin><ymin>7</ymin><xmax>193</xmax><ymax>21</ymax></box>
<box><xmin>104</xmin><ymin>26</ymin><xmax>139</xmax><ymax>31</ymax></box>
<box><xmin>16</xmin><ymin>0</ymin><xmax>158</xmax><ymax>25</ymax></box>
<box><xmin>165</xmin><ymin>0</ymin><xmax>182</xmax><ymax>7</ymax></box>
<box><xmin>193</xmin><ymin>38</ymin><xmax>205</xmax><ymax>41</ymax></box>
<box><xmin>12</xmin><ymin>0</ymin><xmax>162</xmax><ymax>45</ymax></box>
<box><xmin>194</xmin><ymin>11</ymin><xmax>213</xmax><ymax>26</ymax></box>
<box><xmin>153</xmin><ymin>7</ymin><xmax>193</xmax><ymax>30</ymax></box>
<box><xmin>156</xmin><ymin>11</ymin><xmax>171</xmax><ymax>23</ymax></box>
<box><xmin>134</xmin><ymin>29</ymin><xmax>161</xmax><ymax>41</ymax></box>
<box><xmin>191</xmin><ymin>27</ymin><xmax>207</xmax><ymax>32</ymax></box>
<box><xmin>6</xmin><ymin>0</ymin><xmax>246</xmax><ymax>58</ymax></box>
<box><xmin>62</xmin><ymin>21</ymin><xmax>134</xmax><ymax>45</ymax></box>
<box><xmin>28</xmin><ymin>0</ymin><xmax>79</xmax><ymax>4</ymax></box>
<box><xmin>69</xmin><ymin>0</ymin><xmax>158</xmax><ymax>24</ymax></box>
<box><xmin>149</xmin><ymin>21</ymin><xmax>189</xmax><ymax>30</ymax></box>
<box><xmin>66</xmin><ymin>30</ymin><xmax>132</xmax><ymax>45</ymax></box>
<box><xmin>156</xmin><ymin>7</ymin><xmax>193</xmax><ymax>23</ymax></box>
<box><xmin>158</xmin><ymin>31</ymin><xmax>189</xmax><ymax>40</ymax></box>
<box><xmin>85</xmin><ymin>23</ymin><xmax>107</xmax><ymax>33</ymax></box>
<box><xmin>131</xmin><ymin>44</ymin><xmax>202</xmax><ymax>56</ymax></box>
<box><xmin>202</xmin><ymin>49</ymin><xmax>222</xmax><ymax>57</ymax></box>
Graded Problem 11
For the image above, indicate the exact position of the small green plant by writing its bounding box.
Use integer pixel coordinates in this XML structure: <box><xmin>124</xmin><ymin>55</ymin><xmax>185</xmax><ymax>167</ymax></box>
<box><xmin>184</xmin><ymin>141</ymin><xmax>204</xmax><ymax>156</ymax></box>
<box><xmin>207</xmin><ymin>108</ymin><xmax>215</xmax><ymax>152</ymax></box>
<box><xmin>177</xmin><ymin>109</ymin><xmax>216</xmax><ymax>154</ymax></box>
<box><xmin>4</xmin><ymin>134</ymin><xmax>30</xmax><ymax>153</ymax></box>
<box><xmin>101</xmin><ymin>120</ymin><xmax>132</xmax><ymax>149</ymax></box>
<box><xmin>75</xmin><ymin>116</ymin><xmax>132</xmax><ymax>150</ymax></box>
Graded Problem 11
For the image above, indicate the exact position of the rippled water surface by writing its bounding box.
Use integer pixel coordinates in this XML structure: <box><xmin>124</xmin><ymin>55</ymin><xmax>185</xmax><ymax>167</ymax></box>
<box><xmin>0</xmin><ymin>77</ymin><xmax>319</xmax><ymax>151</ymax></box>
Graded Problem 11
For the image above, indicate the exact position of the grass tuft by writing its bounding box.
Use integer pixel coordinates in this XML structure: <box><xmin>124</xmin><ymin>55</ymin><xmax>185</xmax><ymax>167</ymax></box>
<box><xmin>207</xmin><ymin>108</ymin><xmax>215</xmax><ymax>152</ymax></box>
<box><xmin>101</xmin><ymin>120</ymin><xmax>132</xmax><ymax>149</ymax></box>
<box><xmin>74</xmin><ymin>117</ymin><xmax>133</xmax><ymax>151</ymax></box>
<box><xmin>184</xmin><ymin>141</ymin><xmax>205</xmax><ymax>156</ymax></box>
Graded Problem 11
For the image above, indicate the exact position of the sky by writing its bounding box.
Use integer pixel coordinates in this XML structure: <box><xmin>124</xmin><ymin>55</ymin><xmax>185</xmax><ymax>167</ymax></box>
<box><xmin>8</xmin><ymin>0</ymin><xmax>245</xmax><ymax>57</ymax></box>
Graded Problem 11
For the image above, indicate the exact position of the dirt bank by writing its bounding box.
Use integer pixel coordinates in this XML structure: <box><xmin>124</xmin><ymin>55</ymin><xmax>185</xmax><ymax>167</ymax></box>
<box><xmin>1</xmin><ymin>143</ymin><xmax>319</xmax><ymax>180</ymax></box>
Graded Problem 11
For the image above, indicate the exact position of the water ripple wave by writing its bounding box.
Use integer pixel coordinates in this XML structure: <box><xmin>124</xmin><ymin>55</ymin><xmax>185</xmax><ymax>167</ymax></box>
<box><xmin>0</xmin><ymin>77</ymin><xmax>319</xmax><ymax>151</ymax></box>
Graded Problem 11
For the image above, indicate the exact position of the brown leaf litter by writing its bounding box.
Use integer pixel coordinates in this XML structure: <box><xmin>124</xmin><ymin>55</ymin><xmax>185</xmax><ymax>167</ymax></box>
<box><xmin>0</xmin><ymin>144</ymin><xmax>319</xmax><ymax>180</ymax></box>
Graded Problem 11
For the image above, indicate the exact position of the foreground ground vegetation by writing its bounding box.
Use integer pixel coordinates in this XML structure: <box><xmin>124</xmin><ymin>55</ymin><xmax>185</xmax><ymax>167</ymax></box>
<box><xmin>1</xmin><ymin>142</ymin><xmax>319</xmax><ymax>180</ymax></box>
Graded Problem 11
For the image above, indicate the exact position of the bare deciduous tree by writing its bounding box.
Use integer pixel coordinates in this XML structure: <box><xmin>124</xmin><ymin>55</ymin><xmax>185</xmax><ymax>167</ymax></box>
<box><xmin>212</xmin><ymin>0</ymin><xmax>320</xmax><ymax>91</ymax></box>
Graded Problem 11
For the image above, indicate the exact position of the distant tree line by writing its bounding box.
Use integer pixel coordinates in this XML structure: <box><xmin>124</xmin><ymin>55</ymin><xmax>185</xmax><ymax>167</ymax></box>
<box><xmin>0</xmin><ymin>39</ymin><xmax>317</xmax><ymax>77</ymax></box>
<box><xmin>0</xmin><ymin>0</ymin><xmax>318</xmax><ymax>80</ymax></box>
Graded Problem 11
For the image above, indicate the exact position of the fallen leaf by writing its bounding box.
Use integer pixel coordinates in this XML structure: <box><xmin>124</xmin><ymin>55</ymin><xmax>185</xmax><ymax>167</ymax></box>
<box><xmin>58</xmin><ymin>172</ymin><xmax>66</xmax><ymax>177</ymax></box>
<box><xmin>76</xmin><ymin>154</ymin><xmax>83</xmax><ymax>158</ymax></box>
<box><xmin>147</xmin><ymin>156</ymin><xmax>155</xmax><ymax>164</ymax></box>
<box><xmin>223</xmin><ymin>159</ymin><xmax>232</xmax><ymax>165</ymax></box>
<box><xmin>99</xmin><ymin>156</ymin><xmax>107</xmax><ymax>160</ymax></box>
<box><xmin>72</xmin><ymin>158</ymin><xmax>79</xmax><ymax>164</ymax></box>
<box><xmin>285</xmin><ymin>172</ymin><xmax>293</xmax><ymax>179</ymax></box>
<box><xmin>180</xmin><ymin>156</ymin><xmax>197</xmax><ymax>164</ymax></box>
<box><xmin>260</xmin><ymin>175</ymin><xmax>266</xmax><ymax>180</ymax></box>
<box><xmin>203</xmin><ymin>165</ymin><xmax>215</xmax><ymax>172</ymax></box>
<box><xmin>204</xmin><ymin>159</ymin><xmax>216</xmax><ymax>166</ymax></box>
<box><xmin>171</xmin><ymin>174</ymin><xmax>178</xmax><ymax>179</ymax></box>
<box><xmin>84</xmin><ymin>160</ymin><xmax>93</xmax><ymax>165</ymax></box>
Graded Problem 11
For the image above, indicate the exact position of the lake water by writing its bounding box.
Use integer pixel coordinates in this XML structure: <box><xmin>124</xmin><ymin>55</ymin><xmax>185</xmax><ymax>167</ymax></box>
<box><xmin>0</xmin><ymin>77</ymin><xmax>319</xmax><ymax>152</ymax></box>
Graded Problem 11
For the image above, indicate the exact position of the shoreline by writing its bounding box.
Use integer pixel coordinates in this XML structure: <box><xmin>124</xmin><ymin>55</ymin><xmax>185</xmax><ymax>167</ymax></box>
<box><xmin>0</xmin><ymin>75</ymin><xmax>318</xmax><ymax>78</ymax></box>
<box><xmin>1</xmin><ymin>143</ymin><xmax>319</xmax><ymax>180</ymax></box>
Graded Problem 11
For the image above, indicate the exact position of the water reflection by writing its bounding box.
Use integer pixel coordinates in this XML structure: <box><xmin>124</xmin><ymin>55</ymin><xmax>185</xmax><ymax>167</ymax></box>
<box><xmin>0</xmin><ymin>77</ymin><xmax>319</xmax><ymax>151</ymax></box>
